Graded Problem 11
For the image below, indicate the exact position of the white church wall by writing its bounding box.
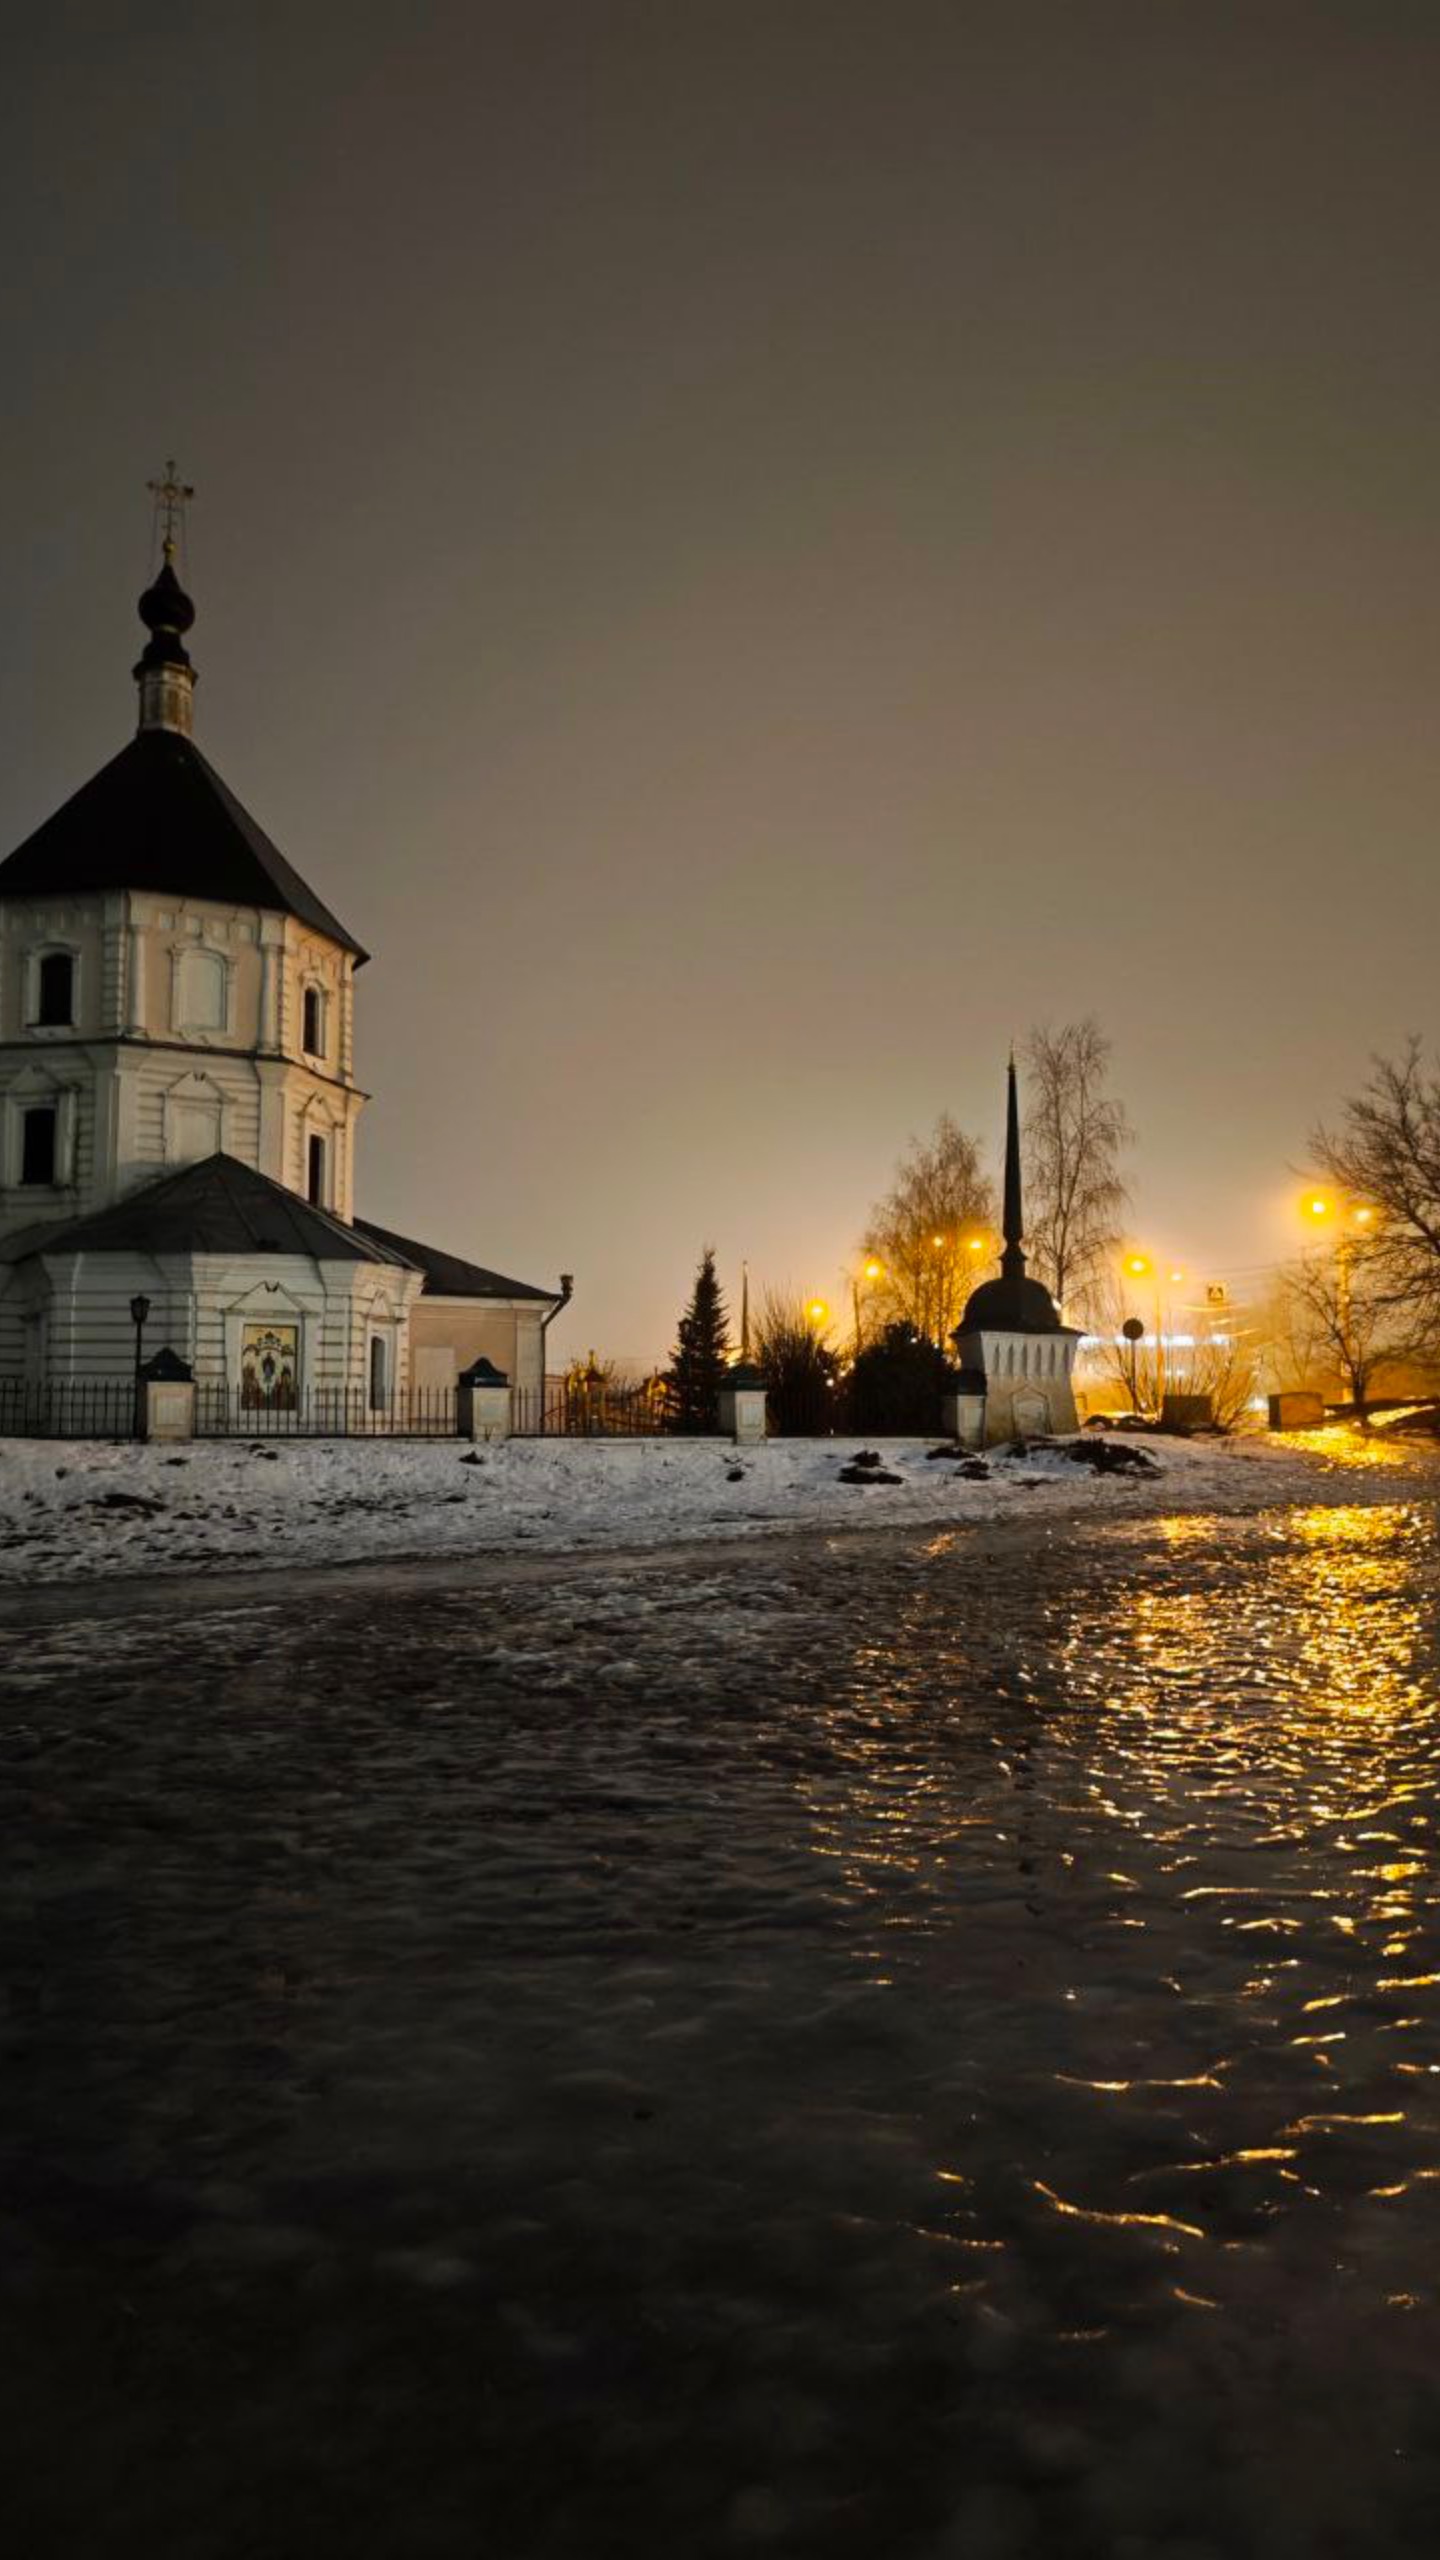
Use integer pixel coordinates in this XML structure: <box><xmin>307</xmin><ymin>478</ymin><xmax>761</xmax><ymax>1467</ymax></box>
<box><xmin>953</xmin><ymin>1326</ymin><xmax>1081</xmax><ymax>1447</ymax></box>
<box><xmin>32</xmin><ymin>1250</ymin><xmax>196</xmax><ymax>1385</ymax></box>
<box><xmin>190</xmin><ymin>1257</ymin><xmax>422</xmax><ymax>1400</ymax></box>
<box><xmin>0</xmin><ymin>895</ymin><xmax>112</xmax><ymax>1041</ymax></box>
<box><xmin>0</xmin><ymin>1260</ymin><xmax>41</xmax><ymax>1377</ymax></box>
<box><xmin>128</xmin><ymin>894</ymin><xmax>267</xmax><ymax>1050</ymax></box>
<box><xmin>1</xmin><ymin>892</ymin><xmax>364</xmax><ymax>1227</ymax></box>
<box><xmin>409</xmin><ymin>1300</ymin><xmax>542</xmax><ymax>1393</ymax></box>
<box><xmin>515</xmin><ymin>1309</ymin><xmax>545</xmax><ymax>1396</ymax></box>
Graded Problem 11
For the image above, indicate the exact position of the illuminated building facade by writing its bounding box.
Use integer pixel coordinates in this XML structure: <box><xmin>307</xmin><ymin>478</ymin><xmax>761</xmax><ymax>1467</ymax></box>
<box><xmin>0</xmin><ymin>531</ymin><xmax>560</xmax><ymax>1404</ymax></box>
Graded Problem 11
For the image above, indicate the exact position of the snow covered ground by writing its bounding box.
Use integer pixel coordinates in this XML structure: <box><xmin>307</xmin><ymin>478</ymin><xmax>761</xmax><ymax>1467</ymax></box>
<box><xmin>0</xmin><ymin>1422</ymin><xmax>1430</xmax><ymax>1586</ymax></box>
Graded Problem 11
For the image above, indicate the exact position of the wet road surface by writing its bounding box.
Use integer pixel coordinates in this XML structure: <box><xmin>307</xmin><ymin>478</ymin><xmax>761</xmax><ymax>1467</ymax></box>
<box><xmin>4</xmin><ymin>1491</ymin><xmax>1440</xmax><ymax>2558</ymax></box>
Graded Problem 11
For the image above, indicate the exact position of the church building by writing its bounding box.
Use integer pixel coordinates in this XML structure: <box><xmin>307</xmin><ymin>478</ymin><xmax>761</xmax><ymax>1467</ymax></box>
<box><xmin>0</xmin><ymin>488</ymin><xmax>563</xmax><ymax>1412</ymax></box>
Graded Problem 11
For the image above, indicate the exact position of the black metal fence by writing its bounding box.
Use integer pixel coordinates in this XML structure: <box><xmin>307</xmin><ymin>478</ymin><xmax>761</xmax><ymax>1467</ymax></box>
<box><xmin>512</xmin><ymin>1381</ymin><xmax>675</xmax><ymax>1438</ymax></box>
<box><xmin>2</xmin><ymin>1375</ymin><xmax>954</xmax><ymax>1445</ymax></box>
<box><xmin>0</xmin><ymin>1378</ymin><xmax>137</xmax><ymax>1440</ymax></box>
<box><xmin>193</xmin><ymin>1384</ymin><xmax>460</xmax><ymax>1439</ymax></box>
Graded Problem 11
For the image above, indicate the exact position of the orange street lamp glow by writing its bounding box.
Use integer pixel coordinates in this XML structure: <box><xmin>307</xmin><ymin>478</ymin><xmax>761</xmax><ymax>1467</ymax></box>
<box><xmin>1353</xmin><ymin>1206</ymin><xmax>1375</xmax><ymax>1227</ymax></box>
<box><xmin>1307</xmin><ymin>1195</ymin><xmax>1331</xmax><ymax>1220</ymax></box>
<box><xmin>863</xmin><ymin>1259</ymin><xmax>883</xmax><ymax>1280</ymax></box>
<box><xmin>1169</xmin><ymin>1267</ymin><xmax>1185</xmax><ymax>1285</ymax></box>
<box><xmin>807</xmin><ymin>1298</ymin><xmax>829</xmax><ymax>1326</ymax></box>
<box><xmin>1126</xmin><ymin>1253</ymin><xmax>1151</xmax><ymax>1278</ymax></box>
<box><xmin>967</xmin><ymin>1237</ymin><xmax>985</xmax><ymax>1256</ymax></box>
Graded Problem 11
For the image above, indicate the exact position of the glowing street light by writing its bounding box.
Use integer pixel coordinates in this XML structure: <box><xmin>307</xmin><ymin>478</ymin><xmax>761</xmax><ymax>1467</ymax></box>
<box><xmin>807</xmin><ymin>1298</ymin><xmax>829</xmax><ymax>1329</ymax></box>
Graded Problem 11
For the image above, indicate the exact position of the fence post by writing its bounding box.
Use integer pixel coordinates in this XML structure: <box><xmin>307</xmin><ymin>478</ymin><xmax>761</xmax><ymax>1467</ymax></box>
<box><xmin>456</xmin><ymin>1356</ymin><xmax>511</xmax><ymax>1443</ymax></box>
<box><xmin>717</xmin><ymin>1361</ymin><xmax>768</xmax><ymax>1445</ymax></box>
<box><xmin>940</xmin><ymin>1378</ymin><xmax>986</xmax><ymax>1450</ymax></box>
<box><xmin>138</xmin><ymin>1347</ymin><xmax>196</xmax><ymax>1444</ymax></box>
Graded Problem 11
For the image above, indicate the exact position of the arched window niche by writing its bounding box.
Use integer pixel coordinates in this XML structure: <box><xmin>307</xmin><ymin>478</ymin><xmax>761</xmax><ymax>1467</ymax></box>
<box><xmin>301</xmin><ymin>984</ymin><xmax>326</xmax><ymax>1059</ymax></box>
<box><xmin>26</xmin><ymin>946</ymin><xmax>78</xmax><ymax>1030</ymax></box>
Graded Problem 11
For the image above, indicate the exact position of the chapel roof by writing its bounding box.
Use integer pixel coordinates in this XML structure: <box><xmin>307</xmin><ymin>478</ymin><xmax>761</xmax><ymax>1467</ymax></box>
<box><xmin>0</xmin><ymin>1154</ymin><xmax>418</xmax><ymax>1268</ymax></box>
<box><xmin>352</xmin><ymin>1215</ymin><xmax>559</xmax><ymax>1303</ymax></box>
<box><xmin>0</xmin><ymin>728</ymin><xmax>368</xmax><ymax>960</ymax></box>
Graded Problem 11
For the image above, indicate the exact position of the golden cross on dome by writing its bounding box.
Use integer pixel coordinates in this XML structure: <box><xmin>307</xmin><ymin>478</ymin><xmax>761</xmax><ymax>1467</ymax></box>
<box><xmin>147</xmin><ymin>458</ymin><xmax>194</xmax><ymax>558</ymax></box>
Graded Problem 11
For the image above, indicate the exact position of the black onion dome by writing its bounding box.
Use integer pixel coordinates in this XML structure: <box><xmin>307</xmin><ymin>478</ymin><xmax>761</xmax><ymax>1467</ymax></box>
<box><xmin>139</xmin><ymin>556</ymin><xmax>195</xmax><ymax>634</ymax></box>
<box><xmin>958</xmin><ymin>1271</ymin><xmax>1066</xmax><ymax>1336</ymax></box>
<box><xmin>135</xmin><ymin>556</ymin><xmax>195</xmax><ymax>674</ymax></box>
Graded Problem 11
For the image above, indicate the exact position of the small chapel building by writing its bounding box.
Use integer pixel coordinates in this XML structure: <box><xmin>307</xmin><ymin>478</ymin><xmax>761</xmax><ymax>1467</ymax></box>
<box><xmin>946</xmin><ymin>1061</ymin><xmax>1081</xmax><ymax>1446</ymax></box>
<box><xmin>0</xmin><ymin>507</ymin><xmax>563</xmax><ymax>1411</ymax></box>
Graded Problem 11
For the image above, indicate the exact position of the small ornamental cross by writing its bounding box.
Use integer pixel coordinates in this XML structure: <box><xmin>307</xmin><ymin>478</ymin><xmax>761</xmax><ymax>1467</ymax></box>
<box><xmin>147</xmin><ymin>459</ymin><xmax>194</xmax><ymax>555</ymax></box>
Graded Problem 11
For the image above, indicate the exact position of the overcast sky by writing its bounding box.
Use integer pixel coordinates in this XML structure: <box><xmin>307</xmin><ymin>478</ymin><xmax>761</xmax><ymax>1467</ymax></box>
<box><xmin>3</xmin><ymin>1</ymin><xmax>1437</xmax><ymax>1361</ymax></box>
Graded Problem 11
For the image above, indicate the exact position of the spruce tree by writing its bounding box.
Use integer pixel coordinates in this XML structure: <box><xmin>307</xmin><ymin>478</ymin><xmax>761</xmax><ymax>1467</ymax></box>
<box><xmin>668</xmin><ymin>1247</ymin><xmax>730</xmax><ymax>1434</ymax></box>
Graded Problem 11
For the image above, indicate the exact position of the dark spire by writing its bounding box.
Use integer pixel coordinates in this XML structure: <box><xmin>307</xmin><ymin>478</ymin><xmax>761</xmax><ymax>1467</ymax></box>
<box><xmin>1000</xmin><ymin>1053</ymin><xmax>1025</xmax><ymax>1282</ymax></box>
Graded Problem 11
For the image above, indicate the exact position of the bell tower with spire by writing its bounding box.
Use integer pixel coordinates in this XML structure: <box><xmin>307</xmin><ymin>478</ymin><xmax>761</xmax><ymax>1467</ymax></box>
<box><xmin>946</xmin><ymin>1058</ymin><xmax>1082</xmax><ymax>1446</ymax></box>
<box><xmin>0</xmin><ymin>466</ymin><xmax>371</xmax><ymax>1244</ymax></box>
<box><xmin>0</xmin><ymin>469</ymin><xmax>569</xmax><ymax>1409</ymax></box>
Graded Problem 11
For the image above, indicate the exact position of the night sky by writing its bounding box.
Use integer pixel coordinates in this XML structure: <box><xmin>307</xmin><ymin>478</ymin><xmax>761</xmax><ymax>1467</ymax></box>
<box><xmin>3</xmin><ymin>2</ymin><xmax>1437</xmax><ymax>1361</ymax></box>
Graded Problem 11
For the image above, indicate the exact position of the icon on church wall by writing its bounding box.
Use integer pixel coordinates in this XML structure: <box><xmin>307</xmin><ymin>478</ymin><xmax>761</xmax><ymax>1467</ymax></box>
<box><xmin>241</xmin><ymin>1322</ymin><xmax>298</xmax><ymax>1409</ymax></box>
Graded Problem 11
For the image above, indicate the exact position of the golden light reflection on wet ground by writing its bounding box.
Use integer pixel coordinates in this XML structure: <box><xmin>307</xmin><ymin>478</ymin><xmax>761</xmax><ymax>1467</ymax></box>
<box><xmin>1270</xmin><ymin>1422</ymin><xmax>1421</xmax><ymax>1470</ymax></box>
<box><xmin>794</xmin><ymin>1487</ymin><xmax>1440</xmax><ymax>2546</ymax></box>
<box><xmin>5</xmin><ymin>1467</ymin><xmax>1440</xmax><ymax>2555</ymax></box>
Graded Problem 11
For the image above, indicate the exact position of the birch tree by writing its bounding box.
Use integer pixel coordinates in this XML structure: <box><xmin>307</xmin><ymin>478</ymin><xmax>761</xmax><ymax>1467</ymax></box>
<box><xmin>1023</xmin><ymin>1019</ymin><xmax>1132</xmax><ymax>1323</ymax></box>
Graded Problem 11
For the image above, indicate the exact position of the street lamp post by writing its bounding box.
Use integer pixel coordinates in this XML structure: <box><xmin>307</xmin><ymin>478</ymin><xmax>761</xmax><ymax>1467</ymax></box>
<box><xmin>129</xmin><ymin>1293</ymin><xmax>151</xmax><ymax>1440</ymax></box>
<box><xmin>852</xmin><ymin>1257</ymin><xmax>883</xmax><ymax>1360</ymax></box>
<box><xmin>1302</xmin><ymin>1194</ymin><xmax>1377</xmax><ymax>1412</ymax></box>
<box><xmin>1121</xmin><ymin>1315</ymin><xmax>1145</xmax><ymax>1415</ymax></box>
<box><xmin>1124</xmin><ymin>1254</ymin><xmax>1161</xmax><ymax>1408</ymax></box>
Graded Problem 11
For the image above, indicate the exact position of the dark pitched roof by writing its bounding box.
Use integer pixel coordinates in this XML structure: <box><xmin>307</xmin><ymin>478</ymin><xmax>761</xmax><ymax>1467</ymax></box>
<box><xmin>0</xmin><ymin>1154</ymin><xmax>418</xmax><ymax>1268</ymax></box>
<box><xmin>0</xmin><ymin>729</ymin><xmax>367</xmax><ymax>960</ymax></box>
<box><xmin>352</xmin><ymin>1215</ymin><xmax>557</xmax><ymax>1303</ymax></box>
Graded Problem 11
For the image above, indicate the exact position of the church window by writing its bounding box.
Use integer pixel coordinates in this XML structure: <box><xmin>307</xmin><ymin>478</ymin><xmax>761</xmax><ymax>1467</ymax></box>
<box><xmin>307</xmin><ymin>1132</ymin><xmax>327</xmax><ymax>1207</ymax></box>
<box><xmin>35</xmin><ymin>953</ymin><xmax>75</xmax><ymax>1027</ymax></box>
<box><xmin>302</xmin><ymin>987</ymin><xmax>324</xmax><ymax>1056</ymax></box>
<box><xmin>369</xmin><ymin>1334</ymin><xmax>390</xmax><ymax>1411</ymax></box>
<box><xmin>21</xmin><ymin>1106</ymin><xmax>57</xmax><ymax>1185</ymax></box>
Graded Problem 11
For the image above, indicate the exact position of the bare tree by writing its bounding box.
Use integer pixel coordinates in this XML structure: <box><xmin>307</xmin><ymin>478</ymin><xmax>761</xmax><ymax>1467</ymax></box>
<box><xmin>1023</xmin><ymin>1019</ymin><xmax>1132</xmax><ymax>1324</ymax></box>
<box><xmin>1272</xmin><ymin>1243</ymin><xmax>1411</xmax><ymax>1416</ymax></box>
<box><xmin>862</xmin><ymin>1115</ymin><xmax>996</xmax><ymax>1350</ymax></box>
<box><xmin>1313</xmin><ymin>1041</ymin><xmax>1440</xmax><ymax>1347</ymax></box>
<box><xmin>1088</xmin><ymin>1279</ymin><xmax>1259</xmax><ymax>1430</ymax></box>
<box><xmin>752</xmin><ymin>1290</ymin><xmax>839</xmax><ymax>1435</ymax></box>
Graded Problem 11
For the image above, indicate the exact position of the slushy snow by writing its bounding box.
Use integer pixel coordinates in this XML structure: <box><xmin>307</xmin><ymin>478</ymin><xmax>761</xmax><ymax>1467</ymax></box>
<box><xmin>0</xmin><ymin>1424</ymin><xmax>1427</xmax><ymax>1587</ymax></box>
